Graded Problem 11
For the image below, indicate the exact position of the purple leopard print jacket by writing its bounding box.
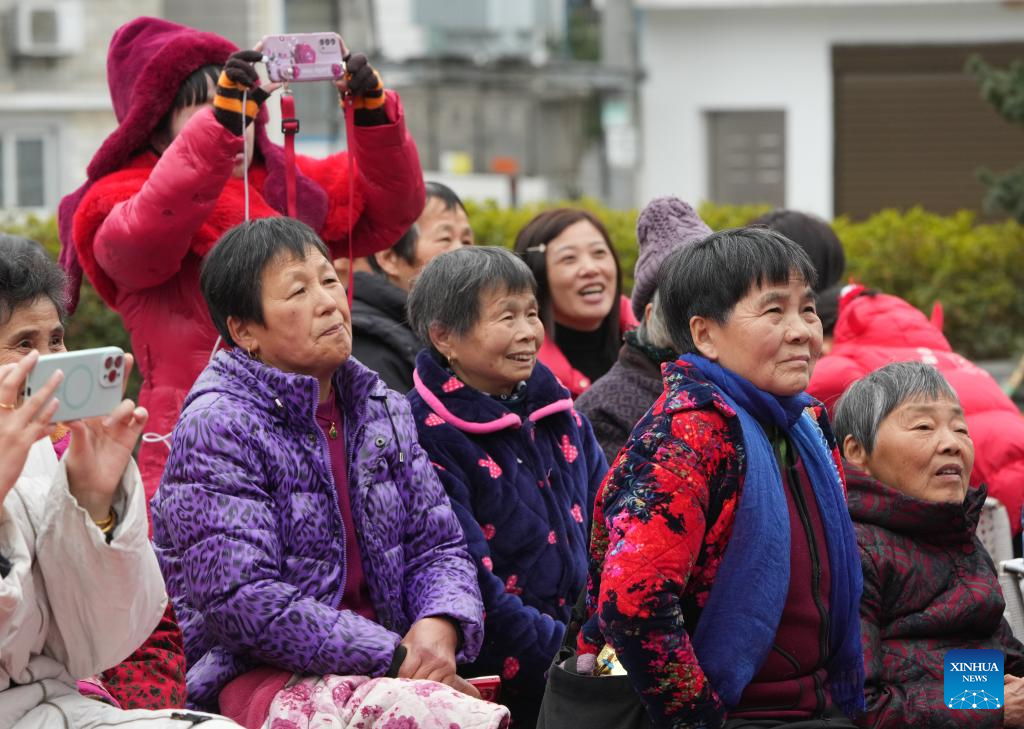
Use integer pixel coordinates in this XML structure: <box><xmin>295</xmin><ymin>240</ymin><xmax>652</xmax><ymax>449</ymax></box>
<box><xmin>151</xmin><ymin>348</ymin><xmax>484</xmax><ymax>712</ymax></box>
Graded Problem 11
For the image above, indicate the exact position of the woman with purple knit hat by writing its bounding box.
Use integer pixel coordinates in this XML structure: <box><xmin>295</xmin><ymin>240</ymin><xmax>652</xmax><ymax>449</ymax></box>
<box><xmin>576</xmin><ymin>196</ymin><xmax>712</xmax><ymax>463</ymax></box>
<box><xmin>57</xmin><ymin>17</ymin><xmax>425</xmax><ymax>505</ymax></box>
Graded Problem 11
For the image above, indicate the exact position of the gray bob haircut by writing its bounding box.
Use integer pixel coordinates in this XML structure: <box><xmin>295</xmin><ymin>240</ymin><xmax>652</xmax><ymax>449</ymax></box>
<box><xmin>407</xmin><ymin>246</ymin><xmax>537</xmax><ymax>348</ymax></box>
<box><xmin>833</xmin><ymin>361</ymin><xmax>959</xmax><ymax>457</ymax></box>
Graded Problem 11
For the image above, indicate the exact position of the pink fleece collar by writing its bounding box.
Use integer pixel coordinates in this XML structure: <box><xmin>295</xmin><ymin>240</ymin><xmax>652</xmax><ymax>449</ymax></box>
<box><xmin>527</xmin><ymin>398</ymin><xmax>574</xmax><ymax>422</ymax></box>
<box><xmin>413</xmin><ymin>369</ymin><xmax>575</xmax><ymax>434</ymax></box>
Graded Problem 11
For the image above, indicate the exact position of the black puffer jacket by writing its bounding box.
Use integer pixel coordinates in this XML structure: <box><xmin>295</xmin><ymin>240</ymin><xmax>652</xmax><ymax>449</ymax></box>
<box><xmin>350</xmin><ymin>270</ymin><xmax>420</xmax><ymax>393</ymax></box>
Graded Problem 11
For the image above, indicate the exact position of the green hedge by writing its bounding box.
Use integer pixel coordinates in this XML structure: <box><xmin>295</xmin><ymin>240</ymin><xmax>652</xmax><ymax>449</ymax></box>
<box><xmin>466</xmin><ymin>200</ymin><xmax>1024</xmax><ymax>360</ymax></box>
<box><xmin>4</xmin><ymin>203</ymin><xmax>1023</xmax><ymax>365</ymax></box>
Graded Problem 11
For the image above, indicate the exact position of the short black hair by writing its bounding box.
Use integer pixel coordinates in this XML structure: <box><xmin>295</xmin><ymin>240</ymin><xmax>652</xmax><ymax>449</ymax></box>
<box><xmin>658</xmin><ymin>227</ymin><xmax>818</xmax><ymax>354</ymax></box>
<box><xmin>369</xmin><ymin>224</ymin><xmax>420</xmax><ymax>273</ymax></box>
<box><xmin>200</xmin><ymin>217</ymin><xmax>331</xmax><ymax>347</ymax></box>
<box><xmin>425</xmin><ymin>181</ymin><xmax>468</xmax><ymax>213</ymax></box>
<box><xmin>816</xmin><ymin>283</ymin><xmax>843</xmax><ymax>337</ymax></box>
<box><xmin>0</xmin><ymin>235</ymin><xmax>68</xmax><ymax>326</ymax></box>
<box><xmin>407</xmin><ymin>246</ymin><xmax>536</xmax><ymax>349</ymax></box>
<box><xmin>154</xmin><ymin>64</ymin><xmax>221</xmax><ymax>142</ymax></box>
<box><xmin>367</xmin><ymin>181</ymin><xmax>467</xmax><ymax>275</ymax></box>
<box><xmin>749</xmin><ymin>209</ymin><xmax>845</xmax><ymax>292</ymax></box>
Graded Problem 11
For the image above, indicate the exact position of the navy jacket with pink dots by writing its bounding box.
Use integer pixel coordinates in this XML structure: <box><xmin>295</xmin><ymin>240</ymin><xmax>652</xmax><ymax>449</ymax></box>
<box><xmin>407</xmin><ymin>349</ymin><xmax>607</xmax><ymax>718</ymax></box>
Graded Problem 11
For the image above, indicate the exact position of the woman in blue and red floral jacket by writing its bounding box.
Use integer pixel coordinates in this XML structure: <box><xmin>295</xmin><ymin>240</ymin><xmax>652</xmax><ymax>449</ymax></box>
<box><xmin>581</xmin><ymin>227</ymin><xmax>865</xmax><ymax>729</ymax></box>
<box><xmin>406</xmin><ymin>246</ymin><xmax>608</xmax><ymax>729</ymax></box>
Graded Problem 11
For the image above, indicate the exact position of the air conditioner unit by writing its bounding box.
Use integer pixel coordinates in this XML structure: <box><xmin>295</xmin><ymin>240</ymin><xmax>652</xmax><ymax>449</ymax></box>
<box><xmin>8</xmin><ymin>0</ymin><xmax>84</xmax><ymax>58</ymax></box>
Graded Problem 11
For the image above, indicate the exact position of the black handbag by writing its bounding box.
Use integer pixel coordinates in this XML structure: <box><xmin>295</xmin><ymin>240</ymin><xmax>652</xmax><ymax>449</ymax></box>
<box><xmin>536</xmin><ymin>594</ymin><xmax>652</xmax><ymax>729</ymax></box>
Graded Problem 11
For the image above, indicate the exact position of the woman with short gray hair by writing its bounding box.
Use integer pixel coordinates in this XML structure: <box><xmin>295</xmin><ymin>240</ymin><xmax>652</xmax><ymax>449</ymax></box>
<box><xmin>835</xmin><ymin>361</ymin><xmax>1024</xmax><ymax>728</ymax></box>
<box><xmin>407</xmin><ymin>246</ymin><xmax>608</xmax><ymax>729</ymax></box>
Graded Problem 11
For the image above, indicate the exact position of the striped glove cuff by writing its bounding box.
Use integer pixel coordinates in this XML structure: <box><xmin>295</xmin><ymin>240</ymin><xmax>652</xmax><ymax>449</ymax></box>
<box><xmin>346</xmin><ymin>69</ymin><xmax>385</xmax><ymax>112</ymax></box>
<box><xmin>213</xmin><ymin>71</ymin><xmax>270</xmax><ymax>134</ymax></box>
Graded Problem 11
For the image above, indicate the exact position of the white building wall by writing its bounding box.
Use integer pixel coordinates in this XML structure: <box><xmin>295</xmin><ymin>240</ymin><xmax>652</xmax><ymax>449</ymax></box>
<box><xmin>374</xmin><ymin>0</ymin><xmax>425</xmax><ymax>61</ymax></box>
<box><xmin>638</xmin><ymin>1</ymin><xmax>1024</xmax><ymax>217</ymax></box>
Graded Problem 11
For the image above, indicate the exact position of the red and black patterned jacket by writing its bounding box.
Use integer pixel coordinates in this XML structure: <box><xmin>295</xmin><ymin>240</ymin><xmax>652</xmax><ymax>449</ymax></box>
<box><xmin>579</xmin><ymin>359</ymin><xmax>842</xmax><ymax>728</ymax></box>
<box><xmin>848</xmin><ymin>469</ymin><xmax>1024</xmax><ymax>728</ymax></box>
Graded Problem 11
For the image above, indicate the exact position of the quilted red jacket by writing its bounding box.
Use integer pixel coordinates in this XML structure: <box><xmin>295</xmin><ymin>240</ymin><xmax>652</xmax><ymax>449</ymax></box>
<box><xmin>70</xmin><ymin>95</ymin><xmax>423</xmax><ymax>500</ymax></box>
<box><xmin>809</xmin><ymin>291</ymin><xmax>1024</xmax><ymax>535</ymax></box>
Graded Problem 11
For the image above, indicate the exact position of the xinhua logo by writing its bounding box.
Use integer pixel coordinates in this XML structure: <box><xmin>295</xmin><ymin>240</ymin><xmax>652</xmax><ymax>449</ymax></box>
<box><xmin>944</xmin><ymin>649</ymin><xmax>1004</xmax><ymax>710</ymax></box>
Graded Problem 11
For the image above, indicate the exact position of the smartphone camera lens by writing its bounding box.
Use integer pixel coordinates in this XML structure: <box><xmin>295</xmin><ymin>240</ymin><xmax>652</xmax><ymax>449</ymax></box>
<box><xmin>115</xmin><ymin>355</ymin><xmax>123</xmax><ymax>368</ymax></box>
<box><xmin>108</xmin><ymin>370</ymin><xmax>118</xmax><ymax>384</ymax></box>
<box><xmin>105</xmin><ymin>356</ymin><xmax>113</xmax><ymax>369</ymax></box>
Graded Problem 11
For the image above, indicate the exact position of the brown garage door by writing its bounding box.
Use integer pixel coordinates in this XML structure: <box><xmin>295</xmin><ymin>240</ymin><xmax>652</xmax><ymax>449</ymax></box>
<box><xmin>834</xmin><ymin>43</ymin><xmax>1024</xmax><ymax>220</ymax></box>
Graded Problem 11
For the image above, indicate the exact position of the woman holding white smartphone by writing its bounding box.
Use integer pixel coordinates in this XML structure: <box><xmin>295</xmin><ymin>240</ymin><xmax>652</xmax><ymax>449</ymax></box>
<box><xmin>0</xmin><ymin>235</ymin><xmax>242</xmax><ymax>728</ymax></box>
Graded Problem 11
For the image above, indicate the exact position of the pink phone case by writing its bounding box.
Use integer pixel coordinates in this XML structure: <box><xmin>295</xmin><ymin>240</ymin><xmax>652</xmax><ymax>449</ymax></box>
<box><xmin>262</xmin><ymin>33</ymin><xmax>345</xmax><ymax>83</ymax></box>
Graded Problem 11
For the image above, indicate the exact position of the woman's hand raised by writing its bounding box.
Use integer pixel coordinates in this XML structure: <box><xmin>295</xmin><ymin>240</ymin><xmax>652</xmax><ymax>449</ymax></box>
<box><xmin>0</xmin><ymin>351</ymin><xmax>61</xmax><ymax>513</ymax></box>
<box><xmin>65</xmin><ymin>353</ymin><xmax>148</xmax><ymax>522</ymax></box>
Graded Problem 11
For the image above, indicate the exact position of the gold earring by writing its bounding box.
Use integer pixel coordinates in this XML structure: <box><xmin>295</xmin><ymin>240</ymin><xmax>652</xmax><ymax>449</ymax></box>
<box><xmin>247</xmin><ymin>346</ymin><xmax>259</xmax><ymax>360</ymax></box>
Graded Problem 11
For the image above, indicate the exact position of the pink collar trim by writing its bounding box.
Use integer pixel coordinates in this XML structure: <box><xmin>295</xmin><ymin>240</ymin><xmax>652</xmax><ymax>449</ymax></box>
<box><xmin>528</xmin><ymin>397</ymin><xmax>575</xmax><ymax>422</ymax></box>
<box><xmin>413</xmin><ymin>369</ymin><xmax>522</xmax><ymax>434</ymax></box>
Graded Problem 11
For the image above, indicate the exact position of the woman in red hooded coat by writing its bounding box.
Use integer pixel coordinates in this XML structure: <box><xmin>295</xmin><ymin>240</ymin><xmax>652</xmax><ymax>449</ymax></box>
<box><xmin>809</xmin><ymin>287</ymin><xmax>1024</xmax><ymax>539</ymax></box>
<box><xmin>56</xmin><ymin>17</ymin><xmax>423</xmax><ymax>712</ymax></box>
<box><xmin>58</xmin><ymin>17</ymin><xmax>425</xmax><ymax>503</ymax></box>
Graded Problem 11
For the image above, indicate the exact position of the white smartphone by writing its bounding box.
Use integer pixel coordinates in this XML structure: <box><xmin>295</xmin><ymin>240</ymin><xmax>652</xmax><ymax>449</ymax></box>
<box><xmin>22</xmin><ymin>347</ymin><xmax>125</xmax><ymax>423</ymax></box>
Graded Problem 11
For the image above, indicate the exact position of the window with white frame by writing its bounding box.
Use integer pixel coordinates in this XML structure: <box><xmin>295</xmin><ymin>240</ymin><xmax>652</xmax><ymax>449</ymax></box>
<box><xmin>0</xmin><ymin>127</ymin><xmax>57</xmax><ymax>210</ymax></box>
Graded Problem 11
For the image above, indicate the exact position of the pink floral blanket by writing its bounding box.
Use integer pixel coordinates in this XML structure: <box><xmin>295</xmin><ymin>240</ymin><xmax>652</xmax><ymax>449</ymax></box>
<box><xmin>265</xmin><ymin>675</ymin><xmax>510</xmax><ymax>729</ymax></box>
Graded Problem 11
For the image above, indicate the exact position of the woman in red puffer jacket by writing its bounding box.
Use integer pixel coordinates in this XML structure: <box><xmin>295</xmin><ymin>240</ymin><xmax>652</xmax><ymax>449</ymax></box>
<box><xmin>58</xmin><ymin>17</ymin><xmax>424</xmax><ymax>504</ymax></box>
<box><xmin>810</xmin><ymin>286</ymin><xmax>1024</xmax><ymax>538</ymax></box>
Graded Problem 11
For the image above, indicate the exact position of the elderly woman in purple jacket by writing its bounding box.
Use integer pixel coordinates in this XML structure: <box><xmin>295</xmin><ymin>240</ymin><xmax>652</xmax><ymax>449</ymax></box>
<box><xmin>151</xmin><ymin>217</ymin><xmax>505</xmax><ymax>728</ymax></box>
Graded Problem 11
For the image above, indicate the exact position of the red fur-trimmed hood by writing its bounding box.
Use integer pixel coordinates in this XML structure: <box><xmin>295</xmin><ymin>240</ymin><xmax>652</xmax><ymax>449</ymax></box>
<box><xmin>58</xmin><ymin>17</ymin><xmax>328</xmax><ymax>311</ymax></box>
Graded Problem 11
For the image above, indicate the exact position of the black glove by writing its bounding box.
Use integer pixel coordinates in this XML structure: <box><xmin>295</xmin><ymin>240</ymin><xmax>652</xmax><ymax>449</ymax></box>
<box><xmin>341</xmin><ymin>53</ymin><xmax>387</xmax><ymax>126</ymax></box>
<box><xmin>213</xmin><ymin>50</ymin><xmax>271</xmax><ymax>135</ymax></box>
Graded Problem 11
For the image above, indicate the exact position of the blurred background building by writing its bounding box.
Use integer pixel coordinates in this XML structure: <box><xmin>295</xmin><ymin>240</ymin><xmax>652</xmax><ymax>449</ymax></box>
<box><xmin>0</xmin><ymin>0</ymin><xmax>636</xmax><ymax>211</ymax></box>
<box><xmin>639</xmin><ymin>0</ymin><xmax>1024</xmax><ymax>218</ymax></box>
<box><xmin>0</xmin><ymin>0</ymin><xmax>1022</xmax><ymax>216</ymax></box>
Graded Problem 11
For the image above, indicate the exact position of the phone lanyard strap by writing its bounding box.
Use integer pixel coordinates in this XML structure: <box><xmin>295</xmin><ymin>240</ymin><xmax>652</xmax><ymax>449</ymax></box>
<box><xmin>281</xmin><ymin>90</ymin><xmax>300</xmax><ymax>218</ymax></box>
<box><xmin>342</xmin><ymin>95</ymin><xmax>356</xmax><ymax>310</ymax></box>
<box><xmin>279</xmin><ymin>87</ymin><xmax>356</xmax><ymax>310</ymax></box>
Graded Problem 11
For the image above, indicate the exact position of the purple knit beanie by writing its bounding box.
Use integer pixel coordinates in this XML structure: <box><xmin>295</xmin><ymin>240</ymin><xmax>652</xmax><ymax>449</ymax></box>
<box><xmin>631</xmin><ymin>196</ymin><xmax>712</xmax><ymax>320</ymax></box>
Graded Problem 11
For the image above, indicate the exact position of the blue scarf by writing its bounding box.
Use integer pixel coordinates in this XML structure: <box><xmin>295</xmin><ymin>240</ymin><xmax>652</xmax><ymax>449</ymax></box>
<box><xmin>685</xmin><ymin>354</ymin><xmax>865</xmax><ymax>717</ymax></box>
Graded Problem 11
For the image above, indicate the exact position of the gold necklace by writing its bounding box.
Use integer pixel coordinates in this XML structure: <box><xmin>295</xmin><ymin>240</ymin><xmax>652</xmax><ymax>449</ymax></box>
<box><xmin>316</xmin><ymin>387</ymin><xmax>339</xmax><ymax>440</ymax></box>
<box><xmin>315</xmin><ymin>413</ymin><xmax>338</xmax><ymax>439</ymax></box>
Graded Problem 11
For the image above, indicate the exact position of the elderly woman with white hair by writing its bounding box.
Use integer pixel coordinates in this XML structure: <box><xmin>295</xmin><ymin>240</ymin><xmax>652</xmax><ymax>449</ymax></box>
<box><xmin>834</xmin><ymin>361</ymin><xmax>1024</xmax><ymax>728</ymax></box>
<box><xmin>574</xmin><ymin>290</ymin><xmax>674</xmax><ymax>464</ymax></box>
